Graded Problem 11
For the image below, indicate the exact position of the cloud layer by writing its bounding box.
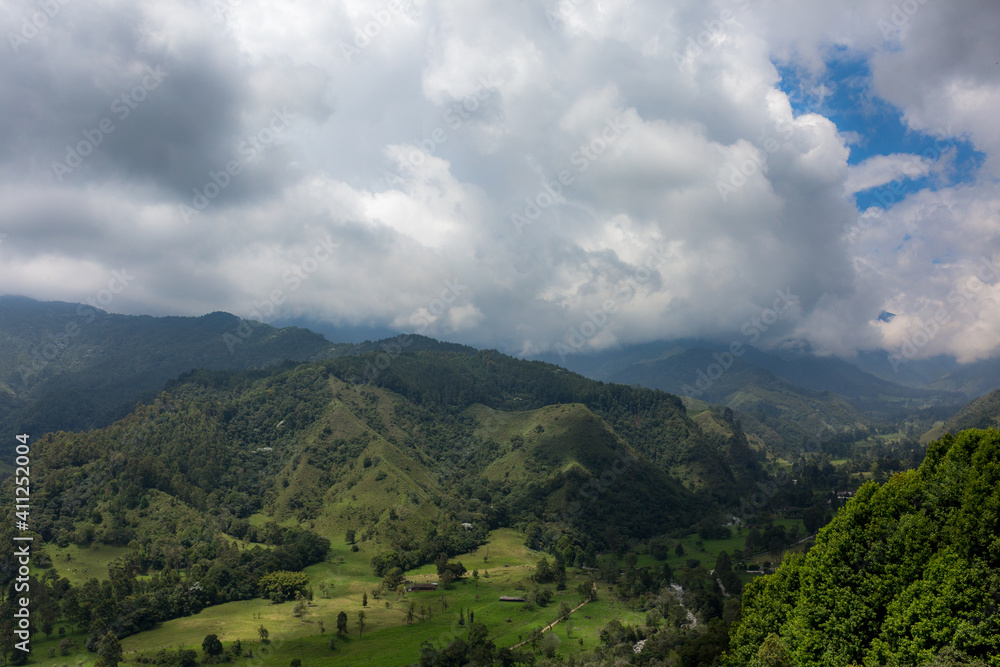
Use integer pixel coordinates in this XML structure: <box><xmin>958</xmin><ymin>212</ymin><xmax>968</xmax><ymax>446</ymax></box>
<box><xmin>1</xmin><ymin>0</ymin><xmax>998</xmax><ymax>363</ymax></box>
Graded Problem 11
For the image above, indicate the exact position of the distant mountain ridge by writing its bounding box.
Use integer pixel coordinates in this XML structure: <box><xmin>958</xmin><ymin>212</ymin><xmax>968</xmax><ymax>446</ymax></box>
<box><xmin>0</xmin><ymin>295</ymin><xmax>333</xmax><ymax>440</ymax></box>
<box><xmin>541</xmin><ymin>340</ymin><xmax>967</xmax><ymax>451</ymax></box>
<box><xmin>921</xmin><ymin>388</ymin><xmax>1000</xmax><ymax>443</ymax></box>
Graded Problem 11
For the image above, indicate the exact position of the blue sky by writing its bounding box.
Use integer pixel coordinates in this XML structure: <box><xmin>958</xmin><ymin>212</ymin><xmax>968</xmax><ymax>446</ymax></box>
<box><xmin>1</xmin><ymin>0</ymin><xmax>998</xmax><ymax>363</ymax></box>
<box><xmin>777</xmin><ymin>55</ymin><xmax>984</xmax><ymax>211</ymax></box>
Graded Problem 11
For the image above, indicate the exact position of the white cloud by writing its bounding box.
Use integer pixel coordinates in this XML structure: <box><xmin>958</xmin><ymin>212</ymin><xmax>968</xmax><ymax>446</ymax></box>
<box><xmin>844</xmin><ymin>153</ymin><xmax>934</xmax><ymax>194</ymax></box>
<box><xmin>1</xmin><ymin>0</ymin><xmax>998</xmax><ymax>365</ymax></box>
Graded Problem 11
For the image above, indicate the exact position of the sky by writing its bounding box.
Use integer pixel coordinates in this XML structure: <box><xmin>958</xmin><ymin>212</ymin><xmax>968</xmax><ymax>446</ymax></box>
<box><xmin>1</xmin><ymin>0</ymin><xmax>999</xmax><ymax>364</ymax></box>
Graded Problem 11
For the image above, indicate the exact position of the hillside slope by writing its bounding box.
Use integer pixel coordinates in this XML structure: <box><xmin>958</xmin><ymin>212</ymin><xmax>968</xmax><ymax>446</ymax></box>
<box><xmin>0</xmin><ymin>296</ymin><xmax>333</xmax><ymax>443</ymax></box>
<box><xmin>583</xmin><ymin>346</ymin><xmax>869</xmax><ymax>452</ymax></box>
<box><xmin>725</xmin><ymin>428</ymin><xmax>1000</xmax><ymax>666</ymax></box>
<box><xmin>922</xmin><ymin>388</ymin><xmax>1000</xmax><ymax>443</ymax></box>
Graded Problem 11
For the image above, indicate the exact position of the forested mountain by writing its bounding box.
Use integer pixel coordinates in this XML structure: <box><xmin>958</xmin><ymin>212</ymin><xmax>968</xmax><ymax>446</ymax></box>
<box><xmin>938</xmin><ymin>388</ymin><xmax>1000</xmax><ymax>433</ymax></box>
<box><xmin>4</xmin><ymin>299</ymin><xmax>999</xmax><ymax>665</ymax></box>
<box><xmin>0</xmin><ymin>343</ymin><xmax>778</xmax><ymax>661</ymax></box>
<box><xmin>7</xmin><ymin>344</ymin><xmax>768</xmax><ymax>568</ymax></box>
<box><xmin>725</xmin><ymin>428</ymin><xmax>1000</xmax><ymax>666</ymax></box>
<box><xmin>926</xmin><ymin>357</ymin><xmax>1000</xmax><ymax>398</ymax></box>
<box><xmin>0</xmin><ymin>296</ymin><xmax>333</xmax><ymax>444</ymax></box>
<box><xmin>549</xmin><ymin>344</ymin><xmax>871</xmax><ymax>451</ymax></box>
<box><xmin>548</xmin><ymin>342</ymin><xmax>966</xmax><ymax>454</ymax></box>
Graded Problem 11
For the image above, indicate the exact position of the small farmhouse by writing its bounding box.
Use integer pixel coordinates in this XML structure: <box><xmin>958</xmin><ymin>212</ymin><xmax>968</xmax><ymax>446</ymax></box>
<box><xmin>405</xmin><ymin>583</ymin><xmax>439</xmax><ymax>592</ymax></box>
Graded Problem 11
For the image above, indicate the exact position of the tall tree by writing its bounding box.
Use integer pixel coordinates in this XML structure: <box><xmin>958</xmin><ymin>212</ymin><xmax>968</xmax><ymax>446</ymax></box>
<box><xmin>95</xmin><ymin>631</ymin><xmax>122</xmax><ymax>667</ymax></box>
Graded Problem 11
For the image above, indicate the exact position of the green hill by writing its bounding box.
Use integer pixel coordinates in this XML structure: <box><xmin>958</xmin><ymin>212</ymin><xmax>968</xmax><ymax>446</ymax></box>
<box><xmin>585</xmin><ymin>346</ymin><xmax>870</xmax><ymax>452</ymax></box>
<box><xmin>926</xmin><ymin>357</ymin><xmax>1000</xmax><ymax>397</ymax></box>
<box><xmin>942</xmin><ymin>388</ymin><xmax>1000</xmax><ymax>432</ymax></box>
<box><xmin>724</xmin><ymin>428</ymin><xmax>1000</xmax><ymax>666</ymax></box>
<box><xmin>921</xmin><ymin>388</ymin><xmax>1000</xmax><ymax>443</ymax></box>
<box><xmin>0</xmin><ymin>295</ymin><xmax>334</xmax><ymax>444</ymax></box>
<box><xmin>0</xmin><ymin>343</ymin><xmax>780</xmax><ymax>663</ymax></box>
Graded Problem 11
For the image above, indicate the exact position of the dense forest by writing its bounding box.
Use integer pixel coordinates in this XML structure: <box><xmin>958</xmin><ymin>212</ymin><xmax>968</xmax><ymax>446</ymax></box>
<box><xmin>1</xmin><ymin>305</ymin><xmax>996</xmax><ymax>665</ymax></box>
<box><xmin>724</xmin><ymin>428</ymin><xmax>1000</xmax><ymax>666</ymax></box>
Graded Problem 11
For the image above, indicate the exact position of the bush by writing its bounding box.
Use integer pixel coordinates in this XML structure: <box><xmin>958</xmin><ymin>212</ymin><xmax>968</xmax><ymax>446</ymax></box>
<box><xmin>202</xmin><ymin>634</ymin><xmax>224</xmax><ymax>656</ymax></box>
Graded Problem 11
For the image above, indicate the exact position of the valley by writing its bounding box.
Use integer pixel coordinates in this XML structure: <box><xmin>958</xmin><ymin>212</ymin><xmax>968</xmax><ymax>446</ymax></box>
<box><xmin>0</xmin><ymin>300</ymin><xmax>998</xmax><ymax>665</ymax></box>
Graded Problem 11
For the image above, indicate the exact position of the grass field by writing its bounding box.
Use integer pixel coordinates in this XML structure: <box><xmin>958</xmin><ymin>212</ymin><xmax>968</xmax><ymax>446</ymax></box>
<box><xmin>44</xmin><ymin>544</ymin><xmax>129</xmax><ymax>586</ymax></box>
<box><xmin>27</xmin><ymin>522</ymin><xmax>793</xmax><ymax>665</ymax></box>
<box><xmin>26</xmin><ymin>528</ymin><xmax>645</xmax><ymax>666</ymax></box>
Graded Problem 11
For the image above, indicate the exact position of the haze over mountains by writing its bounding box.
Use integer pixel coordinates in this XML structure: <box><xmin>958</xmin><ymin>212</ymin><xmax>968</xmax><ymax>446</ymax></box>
<box><xmin>3</xmin><ymin>295</ymin><xmax>1000</xmax><ymax>665</ymax></box>
<box><xmin>3</xmin><ymin>295</ymin><xmax>993</xmax><ymax>456</ymax></box>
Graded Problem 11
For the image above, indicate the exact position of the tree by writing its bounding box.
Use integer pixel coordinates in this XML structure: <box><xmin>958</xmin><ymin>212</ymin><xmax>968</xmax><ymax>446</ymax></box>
<box><xmin>258</xmin><ymin>571</ymin><xmax>310</xmax><ymax>602</ymax></box>
<box><xmin>358</xmin><ymin>610</ymin><xmax>366</xmax><ymax>638</ymax></box>
<box><xmin>803</xmin><ymin>504</ymin><xmax>825</xmax><ymax>535</ymax></box>
<box><xmin>758</xmin><ymin>633</ymin><xmax>791</xmax><ymax>667</ymax></box>
<box><xmin>258</xmin><ymin>625</ymin><xmax>269</xmax><ymax>643</ymax></box>
<box><xmin>86</xmin><ymin>618</ymin><xmax>109</xmax><ymax>652</ymax></box>
<box><xmin>202</xmin><ymin>634</ymin><xmax>223</xmax><ymax>656</ymax></box>
<box><xmin>675</xmin><ymin>543</ymin><xmax>685</xmax><ymax>557</ymax></box>
<box><xmin>345</xmin><ymin>529</ymin><xmax>356</xmax><ymax>545</ymax></box>
<box><xmin>406</xmin><ymin>602</ymin><xmax>416</xmax><ymax>624</ymax></box>
<box><xmin>534</xmin><ymin>558</ymin><xmax>554</xmax><ymax>583</ymax></box>
<box><xmin>328</xmin><ymin>636</ymin><xmax>337</xmax><ymax>651</ymax></box>
<box><xmin>95</xmin><ymin>631</ymin><xmax>122</xmax><ymax>667</ymax></box>
<box><xmin>362</xmin><ymin>592</ymin><xmax>368</xmax><ymax>607</ymax></box>
<box><xmin>337</xmin><ymin>611</ymin><xmax>348</xmax><ymax>635</ymax></box>
<box><xmin>540</xmin><ymin>632</ymin><xmax>559</xmax><ymax>658</ymax></box>
<box><xmin>383</xmin><ymin>566</ymin><xmax>404</xmax><ymax>590</ymax></box>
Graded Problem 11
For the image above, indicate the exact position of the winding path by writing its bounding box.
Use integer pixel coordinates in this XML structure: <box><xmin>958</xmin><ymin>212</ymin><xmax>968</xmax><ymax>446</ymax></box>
<box><xmin>508</xmin><ymin>583</ymin><xmax>596</xmax><ymax>650</ymax></box>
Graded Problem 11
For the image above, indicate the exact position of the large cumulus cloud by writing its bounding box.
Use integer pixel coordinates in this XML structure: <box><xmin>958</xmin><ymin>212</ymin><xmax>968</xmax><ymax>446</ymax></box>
<box><xmin>0</xmin><ymin>0</ymin><xmax>997</xmax><ymax>363</ymax></box>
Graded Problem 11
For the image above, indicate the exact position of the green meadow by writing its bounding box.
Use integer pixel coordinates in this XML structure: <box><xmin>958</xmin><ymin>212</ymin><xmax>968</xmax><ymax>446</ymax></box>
<box><xmin>27</xmin><ymin>528</ymin><xmax>649</xmax><ymax>666</ymax></box>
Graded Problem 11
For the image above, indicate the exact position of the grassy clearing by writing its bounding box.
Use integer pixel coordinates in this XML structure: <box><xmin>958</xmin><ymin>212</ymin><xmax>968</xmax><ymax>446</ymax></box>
<box><xmin>43</xmin><ymin>543</ymin><xmax>129</xmax><ymax>586</ymax></box>
<box><xmin>30</xmin><ymin>528</ymin><xmax>641</xmax><ymax>666</ymax></box>
<box><xmin>29</xmin><ymin>526</ymin><xmax>768</xmax><ymax>665</ymax></box>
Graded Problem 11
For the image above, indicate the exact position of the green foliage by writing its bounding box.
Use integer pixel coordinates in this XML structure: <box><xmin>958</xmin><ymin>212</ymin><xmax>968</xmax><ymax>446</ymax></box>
<box><xmin>201</xmin><ymin>634</ymin><xmax>223</xmax><ymax>656</ymax></box>
<box><xmin>533</xmin><ymin>557</ymin><xmax>554</xmax><ymax>583</ymax></box>
<box><xmin>725</xmin><ymin>429</ymin><xmax>1000</xmax><ymax>667</ymax></box>
<box><xmin>258</xmin><ymin>571</ymin><xmax>310</xmax><ymax>602</ymax></box>
<box><xmin>95</xmin><ymin>631</ymin><xmax>122</xmax><ymax>667</ymax></box>
<box><xmin>0</xmin><ymin>296</ymin><xmax>331</xmax><ymax>446</ymax></box>
<box><xmin>757</xmin><ymin>633</ymin><xmax>791</xmax><ymax>667</ymax></box>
